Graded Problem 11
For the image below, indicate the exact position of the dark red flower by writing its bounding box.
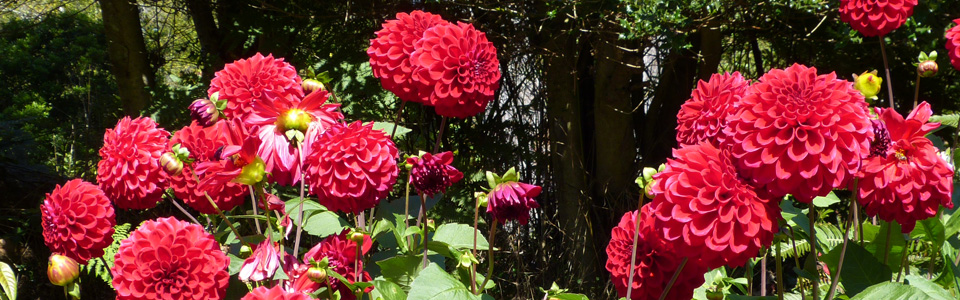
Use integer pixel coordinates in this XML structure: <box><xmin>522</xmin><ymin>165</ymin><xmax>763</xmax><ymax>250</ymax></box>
<box><xmin>111</xmin><ymin>217</ymin><xmax>229</xmax><ymax>300</ymax></box>
<box><xmin>649</xmin><ymin>142</ymin><xmax>780</xmax><ymax>269</ymax></box>
<box><xmin>169</xmin><ymin>120</ymin><xmax>249</xmax><ymax>214</ymax></box>
<box><xmin>945</xmin><ymin>19</ymin><xmax>960</xmax><ymax>71</ymax></box>
<box><xmin>410</xmin><ymin>22</ymin><xmax>501</xmax><ymax>118</ymax></box>
<box><xmin>368</xmin><ymin>10</ymin><xmax>450</xmax><ymax>103</ymax></box>
<box><xmin>97</xmin><ymin>117</ymin><xmax>170</xmax><ymax>210</ymax></box>
<box><xmin>208</xmin><ymin>53</ymin><xmax>304</xmax><ymax>120</ymax></box>
<box><xmin>246</xmin><ymin>89</ymin><xmax>343</xmax><ymax>186</ymax></box>
<box><xmin>407</xmin><ymin>151</ymin><xmax>463</xmax><ymax>196</ymax></box>
<box><xmin>606</xmin><ymin>207</ymin><xmax>707</xmax><ymax>300</ymax></box>
<box><xmin>42</xmin><ymin>179</ymin><xmax>116</xmax><ymax>264</ymax></box>
<box><xmin>291</xmin><ymin>231</ymin><xmax>373</xmax><ymax>299</ymax></box>
<box><xmin>839</xmin><ymin>0</ymin><xmax>917</xmax><ymax>37</ymax></box>
<box><xmin>304</xmin><ymin>121</ymin><xmax>398</xmax><ymax>214</ymax></box>
<box><xmin>195</xmin><ymin>134</ymin><xmax>266</xmax><ymax>193</ymax></box>
<box><xmin>676</xmin><ymin>72</ymin><xmax>749</xmax><ymax>147</ymax></box>
<box><xmin>486</xmin><ymin>181</ymin><xmax>541</xmax><ymax>225</ymax></box>
<box><xmin>724</xmin><ymin>64</ymin><xmax>874</xmax><ymax>203</ymax></box>
<box><xmin>242</xmin><ymin>285</ymin><xmax>311</xmax><ymax>300</ymax></box>
<box><xmin>858</xmin><ymin>102</ymin><xmax>954</xmax><ymax>233</ymax></box>
<box><xmin>189</xmin><ymin>98</ymin><xmax>219</xmax><ymax>127</ymax></box>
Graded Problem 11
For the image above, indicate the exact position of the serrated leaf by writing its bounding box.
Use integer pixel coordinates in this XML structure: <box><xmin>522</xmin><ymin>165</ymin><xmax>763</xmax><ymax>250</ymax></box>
<box><xmin>0</xmin><ymin>261</ymin><xmax>16</xmax><ymax>300</ymax></box>
<box><xmin>432</xmin><ymin>223</ymin><xmax>490</xmax><ymax>251</ymax></box>
<box><xmin>407</xmin><ymin>263</ymin><xmax>480</xmax><ymax>300</ymax></box>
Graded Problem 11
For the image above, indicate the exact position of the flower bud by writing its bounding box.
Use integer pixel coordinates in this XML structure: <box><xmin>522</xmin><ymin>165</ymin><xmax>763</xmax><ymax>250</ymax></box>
<box><xmin>159</xmin><ymin>152</ymin><xmax>183</xmax><ymax>176</ymax></box>
<box><xmin>278</xmin><ymin>108</ymin><xmax>312</xmax><ymax>133</ymax></box>
<box><xmin>918</xmin><ymin>60</ymin><xmax>938</xmax><ymax>78</ymax></box>
<box><xmin>426</xmin><ymin>219</ymin><xmax>436</xmax><ymax>232</ymax></box>
<box><xmin>706</xmin><ymin>290</ymin><xmax>724</xmax><ymax>300</ymax></box>
<box><xmin>853</xmin><ymin>71</ymin><xmax>882</xmax><ymax>101</ymax></box>
<box><xmin>348</xmin><ymin>231</ymin><xmax>366</xmax><ymax>244</ymax></box>
<box><xmin>644</xmin><ymin>179</ymin><xmax>656</xmax><ymax>199</ymax></box>
<box><xmin>306</xmin><ymin>266</ymin><xmax>327</xmax><ymax>283</ymax></box>
<box><xmin>189</xmin><ymin>98</ymin><xmax>219</xmax><ymax>127</ymax></box>
<box><xmin>239</xmin><ymin>244</ymin><xmax>253</xmax><ymax>258</ymax></box>
<box><xmin>302</xmin><ymin>79</ymin><xmax>325</xmax><ymax>95</ymax></box>
<box><xmin>48</xmin><ymin>254</ymin><xmax>79</xmax><ymax>286</ymax></box>
<box><xmin>234</xmin><ymin>157</ymin><xmax>266</xmax><ymax>185</ymax></box>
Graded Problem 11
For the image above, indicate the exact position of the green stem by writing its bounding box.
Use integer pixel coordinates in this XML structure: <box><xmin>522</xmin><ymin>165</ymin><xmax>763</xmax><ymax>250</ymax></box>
<box><xmin>472</xmin><ymin>196</ymin><xmax>480</xmax><ymax>294</ymax></box>
<box><xmin>479</xmin><ymin>220</ymin><xmax>499</xmax><ymax>291</ymax></box>
<box><xmin>913</xmin><ymin>72</ymin><xmax>921</xmax><ymax>109</ymax></box>
<box><xmin>625</xmin><ymin>194</ymin><xmax>645</xmax><ymax>300</ymax></box>
<box><xmin>433</xmin><ymin>117</ymin><xmax>447</xmax><ymax>153</ymax></box>
<box><xmin>826</xmin><ymin>196</ymin><xmax>857</xmax><ymax>300</ymax></box>
<box><xmin>896</xmin><ymin>240</ymin><xmax>910</xmax><ymax>282</ymax></box>
<box><xmin>788</xmin><ymin>227</ymin><xmax>807</xmax><ymax>300</ymax></box>
<box><xmin>249</xmin><ymin>188</ymin><xmax>262</xmax><ymax>234</ymax></box>
<box><xmin>421</xmin><ymin>193</ymin><xmax>429</xmax><ymax>268</ymax></box>
<box><xmin>204</xmin><ymin>191</ymin><xmax>251</xmax><ymax>249</ymax></box>
<box><xmin>390</xmin><ymin>100</ymin><xmax>406</xmax><ymax>138</ymax></box>
<box><xmin>882</xmin><ymin>224</ymin><xmax>893</xmax><ymax>265</ymax></box>
<box><xmin>808</xmin><ymin>207</ymin><xmax>819</xmax><ymax>300</ymax></box>
<box><xmin>294</xmin><ymin>143</ymin><xmax>306</xmax><ymax>258</ymax></box>
<box><xmin>776</xmin><ymin>242</ymin><xmax>784</xmax><ymax>300</ymax></box>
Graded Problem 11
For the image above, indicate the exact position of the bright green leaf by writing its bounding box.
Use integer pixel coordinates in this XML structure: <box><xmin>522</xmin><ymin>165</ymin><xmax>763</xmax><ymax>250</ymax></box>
<box><xmin>302</xmin><ymin>210</ymin><xmax>349</xmax><ymax>238</ymax></box>
<box><xmin>850</xmin><ymin>280</ymin><xmax>952</xmax><ymax>300</ymax></box>
<box><xmin>377</xmin><ymin>255</ymin><xmax>424</xmax><ymax>289</ymax></box>
<box><xmin>911</xmin><ymin>217</ymin><xmax>946</xmax><ymax>251</ymax></box>
<box><xmin>407</xmin><ymin>263</ymin><xmax>481</xmax><ymax>300</ymax></box>
<box><xmin>0</xmin><ymin>261</ymin><xmax>16</xmax><ymax>300</ymax></box>
<box><xmin>370</xmin><ymin>279</ymin><xmax>407</xmax><ymax>300</ymax></box>
<box><xmin>840</xmin><ymin>242</ymin><xmax>892</xmax><ymax>296</ymax></box>
<box><xmin>373</xmin><ymin>122</ymin><xmax>412</xmax><ymax>138</ymax></box>
<box><xmin>812</xmin><ymin>191</ymin><xmax>841</xmax><ymax>207</ymax></box>
<box><xmin>432</xmin><ymin>223</ymin><xmax>490</xmax><ymax>251</ymax></box>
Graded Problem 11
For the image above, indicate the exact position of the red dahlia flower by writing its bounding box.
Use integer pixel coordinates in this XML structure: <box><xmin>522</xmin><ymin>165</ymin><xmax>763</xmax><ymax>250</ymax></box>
<box><xmin>111</xmin><ymin>217</ymin><xmax>229</xmax><ymax>300</ymax></box>
<box><xmin>410</xmin><ymin>22</ymin><xmax>501</xmax><ymax>118</ymax></box>
<box><xmin>97</xmin><ymin>116</ymin><xmax>170</xmax><ymax>210</ymax></box>
<box><xmin>487</xmin><ymin>181</ymin><xmax>541</xmax><ymax>225</ymax></box>
<box><xmin>247</xmin><ymin>88</ymin><xmax>343</xmax><ymax>186</ymax></box>
<box><xmin>208</xmin><ymin>53</ymin><xmax>304</xmax><ymax>120</ymax></box>
<box><xmin>407</xmin><ymin>151</ymin><xmax>463</xmax><ymax>196</ymax></box>
<box><xmin>195</xmin><ymin>135</ymin><xmax>266</xmax><ymax>196</ymax></box>
<box><xmin>291</xmin><ymin>231</ymin><xmax>373</xmax><ymax>299</ymax></box>
<box><xmin>676</xmin><ymin>72</ymin><xmax>750</xmax><ymax>147</ymax></box>
<box><xmin>368</xmin><ymin>10</ymin><xmax>450</xmax><ymax>103</ymax></box>
<box><xmin>169</xmin><ymin>120</ymin><xmax>249</xmax><ymax>214</ymax></box>
<box><xmin>41</xmin><ymin>179</ymin><xmax>116</xmax><ymax>264</ymax></box>
<box><xmin>649</xmin><ymin>142</ymin><xmax>780</xmax><ymax>269</ymax></box>
<box><xmin>606</xmin><ymin>207</ymin><xmax>707</xmax><ymax>300</ymax></box>
<box><xmin>724</xmin><ymin>64</ymin><xmax>874</xmax><ymax>203</ymax></box>
<box><xmin>242</xmin><ymin>285</ymin><xmax>311</xmax><ymax>300</ymax></box>
<box><xmin>858</xmin><ymin>102</ymin><xmax>954</xmax><ymax>233</ymax></box>
<box><xmin>305</xmin><ymin>121</ymin><xmax>398</xmax><ymax>214</ymax></box>
<box><xmin>839</xmin><ymin>0</ymin><xmax>917</xmax><ymax>37</ymax></box>
<box><xmin>945</xmin><ymin>19</ymin><xmax>960</xmax><ymax>71</ymax></box>
<box><xmin>239</xmin><ymin>240</ymin><xmax>280</xmax><ymax>282</ymax></box>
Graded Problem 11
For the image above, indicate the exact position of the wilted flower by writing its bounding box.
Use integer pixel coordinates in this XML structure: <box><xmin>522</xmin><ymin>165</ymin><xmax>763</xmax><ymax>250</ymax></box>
<box><xmin>41</xmin><ymin>179</ymin><xmax>116</xmax><ymax>264</ymax></box>
<box><xmin>408</xmin><ymin>151</ymin><xmax>463</xmax><ymax>196</ymax></box>
<box><xmin>97</xmin><ymin>116</ymin><xmax>170</xmax><ymax>210</ymax></box>
<box><xmin>839</xmin><ymin>0</ymin><xmax>917</xmax><ymax>37</ymax></box>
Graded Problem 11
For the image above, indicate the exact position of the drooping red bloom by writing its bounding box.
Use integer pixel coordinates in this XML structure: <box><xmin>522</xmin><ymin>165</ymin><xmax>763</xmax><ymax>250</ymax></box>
<box><xmin>368</xmin><ymin>10</ymin><xmax>450</xmax><ymax>103</ymax></box>
<box><xmin>97</xmin><ymin>117</ymin><xmax>170</xmax><ymax>210</ymax></box>
<box><xmin>407</xmin><ymin>151</ymin><xmax>463</xmax><ymax>196</ymax></box>
<box><xmin>208</xmin><ymin>53</ymin><xmax>304</xmax><ymax>120</ymax></box>
<box><xmin>486</xmin><ymin>181</ymin><xmax>541</xmax><ymax>225</ymax></box>
<box><xmin>288</xmin><ymin>231</ymin><xmax>373</xmax><ymax>299</ymax></box>
<box><xmin>239</xmin><ymin>240</ymin><xmax>280</xmax><ymax>282</ymax></box>
<box><xmin>246</xmin><ymin>89</ymin><xmax>343</xmax><ymax>186</ymax></box>
<box><xmin>945</xmin><ymin>19</ymin><xmax>960</xmax><ymax>71</ymax></box>
<box><xmin>242</xmin><ymin>285</ymin><xmax>311</xmax><ymax>300</ymax></box>
<box><xmin>724</xmin><ymin>64</ymin><xmax>874</xmax><ymax>203</ymax></box>
<box><xmin>839</xmin><ymin>0</ymin><xmax>917</xmax><ymax>37</ymax></box>
<box><xmin>195</xmin><ymin>134</ymin><xmax>266</xmax><ymax>192</ymax></box>
<box><xmin>410</xmin><ymin>22</ymin><xmax>501</xmax><ymax>118</ymax></box>
<box><xmin>169</xmin><ymin>120</ymin><xmax>249</xmax><ymax>214</ymax></box>
<box><xmin>41</xmin><ymin>179</ymin><xmax>116</xmax><ymax>264</ymax></box>
<box><xmin>676</xmin><ymin>72</ymin><xmax>750</xmax><ymax>147</ymax></box>
<box><xmin>858</xmin><ymin>102</ymin><xmax>954</xmax><ymax>233</ymax></box>
<box><xmin>111</xmin><ymin>217</ymin><xmax>229</xmax><ymax>300</ymax></box>
<box><xmin>606</xmin><ymin>207</ymin><xmax>707</xmax><ymax>300</ymax></box>
<box><xmin>304</xmin><ymin>121</ymin><xmax>398</xmax><ymax>214</ymax></box>
<box><xmin>649</xmin><ymin>142</ymin><xmax>780</xmax><ymax>269</ymax></box>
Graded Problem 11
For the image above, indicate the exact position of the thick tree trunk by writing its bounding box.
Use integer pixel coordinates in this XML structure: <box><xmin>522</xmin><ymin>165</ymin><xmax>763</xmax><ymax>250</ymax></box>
<box><xmin>99</xmin><ymin>0</ymin><xmax>153</xmax><ymax>116</ymax></box>
<box><xmin>639</xmin><ymin>34</ymin><xmax>701</xmax><ymax>166</ymax></box>
<box><xmin>185</xmin><ymin>0</ymin><xmax>224</xmax><ymax>82</ymax></box>
<box><xmin>593</xmin><ymin>38</ymin><xmax>640</xmax><ymax>209</ymax></box>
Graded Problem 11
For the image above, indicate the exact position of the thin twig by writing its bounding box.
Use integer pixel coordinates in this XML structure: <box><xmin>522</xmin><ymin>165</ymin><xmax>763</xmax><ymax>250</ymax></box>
<box><xmin>879</xmin><ymin>37</ymin><xmax>896</xmax><ymax>109</ymax></box>
<box><xmin>420</xmin><ymin>193</ymin><xmax>429</xmax><ymax>268</ymax></box>
<box><xmin>788</xmin><ymin>226</ymin><xmax>807</xmax><ymax>300</ymax></box>
<box><xmin>658</xmin><ymin>257</ymin><xmax>688</xmax><ymax>300</ymax></box>
<box><xmin>913</xmin><ymin>73</ymin><xmax>921</xmax><ymax>110</ymax></box>
<box><xmin>167</xmin><ymin>194</ymin><xmax>201</xmax><ymax>225</ymax></box>
<box><xmin>249</xmin><ymin>188</ymin><xmax>262</xmax><ymax>234</ymax></box>
<box><xmin>433</xmin><ymin>117</ymin><xmax>447</xmax><ymax>153</ymax></box>
<box><xmin>390</xmin><ymin>100</ymin><xmax>407</xmax><ymax>138</ymax></box>
<box><xmin>626</xmin><ymin>194</ymin><xmax>645</xmax><ymax>300</ymax></box>
<box><xmin>204</xmin><ymin>191</ymin><xmax>251</xmax><ymax>249</ymax></box>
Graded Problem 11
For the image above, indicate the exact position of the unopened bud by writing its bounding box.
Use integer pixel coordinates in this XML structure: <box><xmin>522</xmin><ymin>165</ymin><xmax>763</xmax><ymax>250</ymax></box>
<box><xmin>426</xmin><ymin>219</ymin><xmax>436</xmax><ymax>232</ymax></box>
<box><xmin>853</xmin><ymin>71</ymin><xmax>882</xmax><ymax>101</ymax></box>
<box><xmin>644</xmin><ymin>179</ymin><xmax>656</xmax><ymax>199</ymax></box>
<box><xmin>159</xmin><ymin>152</ymin><xmax>183</xmax><ymax>176</ymax></box>
<box><xmin>234</xmin><ymin>157</ymin><xmax>266</xmax><ymax>185</ymax></box>
<box><xmin>348</xmin><ymin>231</ymin><xmax>366</xmax><ymax>244</ymax></box>
<box><xmin>48</xmin><ymin>254</ymin><xmax>79</xmax><ymax>286</ymax></box>
<box><xmin>918</xmin><ymin>60</ymin><xmax>938</xmax><ymax>78</ymax></box>
<box><xmin>302</xmin><ymin>79</ymin><xmax>325</xmax><ymax>95</ymax></box>
<box><xmin>306</xmin><ymin>266</ymin><xmax>327</xmax><ymax>283</ymax></box>
<box><xmin>278</xmin><ymin>109</ymin><xmax>312</xmax><ymax>133</ymax></box>
<box><xmin>189</xmin><ymin>98</ymin><xmax>220</xmax><ymax>127</ymax></box>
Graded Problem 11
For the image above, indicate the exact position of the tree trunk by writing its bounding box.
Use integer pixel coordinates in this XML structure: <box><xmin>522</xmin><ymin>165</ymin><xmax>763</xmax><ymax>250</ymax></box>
<box><xmin>593</xmin><ymin>38</ymin><xmax>640</xmax><ymax>211</ymax></box>
<box><xmin>185</xmin><ymin>0</ymin><xmax>224</xmax><ymax>82</ymax></box>
<box><xmin>99</xmin><ymin>0</ymin><xmax>153</xmax><ymax>116</ymax></box>
<box><xmin>639</xmin><ymin>34</ymin><xmax>701</xmax><ymax>166</ymax></box>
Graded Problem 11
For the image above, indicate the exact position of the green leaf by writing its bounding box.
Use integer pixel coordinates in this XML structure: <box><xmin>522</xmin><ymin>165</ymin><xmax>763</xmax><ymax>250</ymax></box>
<box><xmin>373</xmin><ymin>122</ymin><xmax>412</xmax><ymax>138</ymax></box>
<box><xmin>371</xmin><ymin>219</ymin><xmax>396</xmax><ymax>241</ymax></box>
<box><xmin>0</xmin><ymin>261</ymin><xmax>16</xmax><ymax>300</ymax></box>
<box><xmin>850</xmin><ymin>281</ymin><xmax>952</xmax><ymax>300</ymax></box>
<box><xmin>929</xmin><ymin>114</ymin><xmax>959</xmax><ymax>128</ymax></box>
<box><xmin>903</xmin><ymin>275</ymin><xmax>953</xmax><ymax>300</ymax></box>
<box><xmin>426</xmin><ymin>240</ymin><xmax>463</xmax><ymax>259</ymax></box>
<box><xmin>370</xmin><ymin>279</ymin><xmax>407</xmax><ymax>300</ymax></box>
<box><xmin>910</xmin><ymin>217</ymin><xmax>946</xmax><ymax>250</ymax></box>
<box><xmin>549</xmin><ymin>293</ymin><xmax>590</xmax><ymax>300</ymax></box>
<box><xmin>407</xmin><ymin>263</ymin><xmax>481</xmax><ymax>300</ymax></box>
<box><xmin>727</xmin><ymin>296</ymin><xmax>777</xmax><ymax>300</ymax></box>
<box><xmin>943</xmin><ymin>212</ymin><xmax>960</xmax><ymax>239</ymax></box>
<box><xmin>501</xmin><ymin>167</ymin><xmax>519</xmax><ymax>183</ymax></box>
<box><xmin>228</xmin><ymin>253</ymin><xmax>245</xmax><ymax>275</ymax></box>
<box><xmin>864</xmin><ymin>220</ymin><xmax>906</xmax><ymax>271</ymax></box>
<box><xmin>432</xmin><ymin>223</ymin><xmax>490</xmax><ymax>251</ymax></box>
<box><xmin>302</xmin><ymin>210</ymin><xmax>349</xmax><ymax>238</ymax></box>
<box><xmin>812</xmin><ymin>191</ymin><xmax>841</xmax><ymax>207</ymax></box>
<box><xmin>377</xmin><ymin>255</ymin><xmax>424</xmax><ymax>289</ymax></box>
<box><xmin>840</xmin><ymin>242</ymin><xmax>892</xmax><ymax>296</ymax></box>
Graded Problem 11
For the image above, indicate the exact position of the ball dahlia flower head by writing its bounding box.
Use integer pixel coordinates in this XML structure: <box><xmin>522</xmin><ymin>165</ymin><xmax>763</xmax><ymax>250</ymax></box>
<box><xmin>168</xmin><ymin>119</ymin><xmax>250</xmax><ymax>214</ymax></box>
<box><xmin>41</xmin><ymin>179</ymin><xmax>116</xmax><ymax>264</ymax></box>
<box><xmin>97</xmin><ymin>116</ymin><xmax>170</xmax><ymax>210</ymax></box>
<box><xmin>368</xmin><ymin>10</ymin><xmax>450</xmax><ymax>103</ymax></box>
<box><xmin>839</xmin><ymin>0</ymin><xmax>917</xmax><ymax>37</ymax></box>
<box><xmin>675</xmin><ymin>71</ymin><xmax>750</xmax><ymax>147</ymax></box>
<box><xmin>208</xmin><ymin>53</ymin><xmax>304</xmax><ymax>120</ymax></box>
<box><xmin>857</xmin><ymin>102</ymin><xmax>954</xmax><ymax>233</ymax></box>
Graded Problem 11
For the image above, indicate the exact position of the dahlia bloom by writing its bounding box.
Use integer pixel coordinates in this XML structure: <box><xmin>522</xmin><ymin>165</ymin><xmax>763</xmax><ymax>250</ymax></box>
<box><xmin>195</xmin><ymin>135</ymin><xmax>266</xmax><ymax>198</ymax></box>
<box><xmin>41</xmin><ymin>179</ymin><xmax>115</xmax><ymax>264</ymax></box>
<box><xmin>189</xmin><ymin>98</ymin><xmax>219</xmax><ymax>127</ymax></box>
<box><xmin>724</xmin><ymin>64</ymin><xmax>874</xmax><ymax>203</ymax></box>
<box><xmin>675</xmin><ymin>72</ymin><xmax>750</xmax><ymax>146</ymax></box>
<box><xmin>368</xmin><ymin>10</ymin><xmax>449</xmax><ymax>103</ymax></box>
<box><xmin>169</xmin><ymin>120</ymin><xmax>249</xmax><ymax>214</ymax></box>
<box><xmin>407</xmin><ymin>151</ymin><xmax>463</xmax><ymax>196</ymax></box>
<box><xmin>487</xmin><ymin>181</ymin><xmax>541</xmax><ymax>225</ymax></box>
<box><xmin>239</xmin><ymin>240</ymin><xmax>280</xmax><ymax>282</ymax></box>
<box><xmin>410</xmin><ymin>22</ymin><xmax>501</xmax><ymax>118</ymax></box>
<box><xmin>288</xmin><ymin>231</ymin><xmax>373</xmax><ymax>298</ymax></box>
<box><xmin>246</xmin><ymin>88</ymin><xmax>343</xmax><ymax>186</ymax></box>
<box><xmin>242</xmin><ymin>285</ymin><xmax>311</xmax><ymax>300</ymax></box>
<box><xmin>946</xmin><ymin>19</ymin><xmax>960</xmax><ymax>71</ymax></box>
<box><xmin>111</xmin><ymin>217</ymin><xmax>229</xmax><ymax>300</ymax></box>
<box><xmin>649</xmin><ymin>142</ymin><xmax>780</xmax><ymax>269</ymax></box>
<box><xmin>208</xmin><ymin>53</ymin><xmax>304</xmax><ymax>120</ymax></box>
<box><xmin>97</xmin><ymin>116</ymin><xmax>170</xmax><ymax>210</ymax></box>
<box><xmin>606</xmin><ymin>208</ymin><xmax>707</xmax><ymax>300</ymax></box>
<box><xmin>858</xmin><ymin>102</ymin><xmax>954</xmax><ymax>233</ymax></box>
<box><xmin>305</xmin><ymin>121</ymin><xmax>398</xmax><ymax>214</ymax></box>
<box><xmin>839</xmin><ymin>0</ymin><xmax>917</xmax><ymax>37</ymax></box>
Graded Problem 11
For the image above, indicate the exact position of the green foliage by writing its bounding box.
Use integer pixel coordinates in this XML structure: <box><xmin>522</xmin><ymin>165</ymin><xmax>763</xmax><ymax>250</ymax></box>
<box><xmin>82</xmin><ymin>223</ymin><xmax>132</xmax><ymax>285</ymax></box>
<box><xmin>850</xmin><ymin>278</ymin><xmax>953</xmax><ymax>300</ymax></box>
<box><xmin>285</xmin><ymin>197</ymin><xmax>349</xmax><ymax>238</ymax></box>
<box><xmin>407</xmin><ymin>263</ymin><xmax>483</xmax><ymax>300</ymax></box>
<box><xmin>0</xmin><ymin>261</ymin><xmax>16</xmax><ymax>300</ymax></box>
<box><xmin>432</xmin><ymin>223</ymin><xmax>490</xmax><ymax>251</ymax></box>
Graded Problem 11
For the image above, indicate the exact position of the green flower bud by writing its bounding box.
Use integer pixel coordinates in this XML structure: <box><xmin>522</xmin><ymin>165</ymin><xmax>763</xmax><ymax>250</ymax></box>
<box><xmin>48</xmin><ymin>254</ymin><xmax>79</xmax><ymax>286</ymax></box>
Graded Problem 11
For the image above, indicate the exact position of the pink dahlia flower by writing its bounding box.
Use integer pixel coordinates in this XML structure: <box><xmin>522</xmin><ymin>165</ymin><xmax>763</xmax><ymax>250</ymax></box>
<box><xmin>242</xmin><ymin>285</ymin><xmax>311</xmax><ymax>300</ymax></box>
<box><xmin>945</xmin><ymin>19</ymin><xmax>960</xmax><ymax>71</ymax></box>
<box><xmin>97</xmin><ymin>117</ymin><xmax>170</xmax><ymax>210</ymax></box>
<box><xmin>208</xmin><ymin>53</ymin><xmax>304</xmax><ymax>120</ymax></box>
<box><xmin>41</xmin><ymin>179</ymin><xmax>116</xmax><ymax>264</ymax></box>
<box><xmin>169</xmin><ymin>120</ymin><xmax>249</xmax><ymax>214</ymax></box>
<box><xmin>239</xmin><ymin>240</ymin><xmax>280</xmax><ymax>282</ymax></box>
<box><xmin>487</xmin><ymin>181</ymin><xmax>541</xmax><ymax>225</ymax></box>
